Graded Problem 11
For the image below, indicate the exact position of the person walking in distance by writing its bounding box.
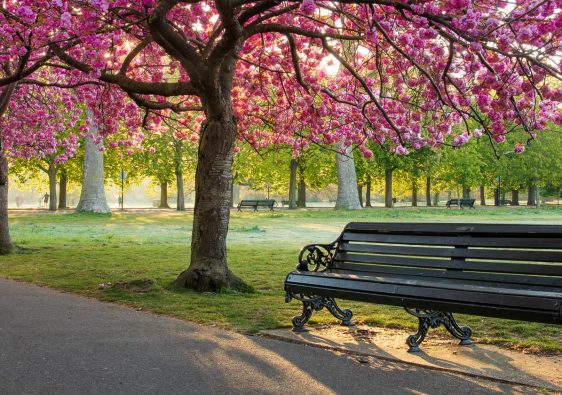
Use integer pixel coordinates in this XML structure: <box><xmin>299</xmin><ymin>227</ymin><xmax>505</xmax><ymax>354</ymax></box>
<box><xmin>42</xmin><ymin>192</ymin><xmax>49</xmax><ymax>208</ymax></box>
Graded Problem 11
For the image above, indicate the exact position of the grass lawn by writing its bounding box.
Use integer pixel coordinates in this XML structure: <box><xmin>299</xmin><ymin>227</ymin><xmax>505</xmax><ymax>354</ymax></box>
<box><xmin>1</xmin><ymin>206</ymin><xmax>561</xmax><ymax>353</ymax></box>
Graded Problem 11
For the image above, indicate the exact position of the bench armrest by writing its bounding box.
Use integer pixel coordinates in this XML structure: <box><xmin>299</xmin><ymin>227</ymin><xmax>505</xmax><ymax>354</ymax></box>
<box><xmin>297</xmin><ymin>242</ymin><xmax>337</xmax><ymax>272</ymax></box>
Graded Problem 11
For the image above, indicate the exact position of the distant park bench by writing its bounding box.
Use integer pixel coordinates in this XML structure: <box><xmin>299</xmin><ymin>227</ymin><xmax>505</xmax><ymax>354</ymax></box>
<box><xmin>237</xmin><ymin>199</ymin><xmax>276</xmax><ymax>212</ymax></box>
<box><xmin>281</xmin><ymin>200</ymin><xmax>290</xmax><ymax>207</ymax></box>
<box><xmin>446</xmin><ymin>198</ymin><xmax>475</xmax><ymax>209</ymax></box>
<box><xmin>499</xmin><ymin>199</ymin><xmax>512</xmax><ymax>206</ymax></box>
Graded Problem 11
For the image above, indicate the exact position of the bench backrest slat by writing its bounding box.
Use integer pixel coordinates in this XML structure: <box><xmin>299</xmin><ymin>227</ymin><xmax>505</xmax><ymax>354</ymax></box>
<box><xmin>333</xmin><ymin>222</ymin><xmax>562</xmax><ymax>287</ymax></box>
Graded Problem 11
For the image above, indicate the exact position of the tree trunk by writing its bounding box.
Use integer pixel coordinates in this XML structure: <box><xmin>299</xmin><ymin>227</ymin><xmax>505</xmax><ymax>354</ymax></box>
<box><xmin>58</xmin><ymin>168</ymin><xmax>67</xmax><ymax>209</ymax></box>
<box><xmin>480</xmin><ymin>185</ymin><xmax>486</xmax><ymax>206</ymax></box>
<box><xmin>357</xmin><ymin>185</ymin><xmax>363</xmax><ymax>207</ymax></box>
<box><xmin>365</xmin><ymin>177</ymin><xmax>372</xmax><ymax>207</ymax></box>
<box><xmin>0</xmin><ymin>147</ymin><xmax>14</xmax><ymax>254</ymax></box>
<box><xmin>511</xmin><ymin>189</ymin><xmax>519</xmax><ymax>206</ymax></box>
<box><xmin>527</xmin><ymin>184</ymin><xmax>536</xmax><ymax>206</ymax></box>
<box><xmin>462</xmin><ymin>186</ymin><xmax>470</xmax><ymax>199</ymax></box>
<box><xmin>432</xmin><ymin>192</ymin><xmax>439</xmax><ymax>206</ymax></box>
<box><xmin>174</xmin><ymin>110</ymin><xmax>244</xmax><ymax>291</ymax></box>
<box><xmin>412</xmin><ymin>183</ymin><xmax>418</xmax><ymax>207</ymax></box>
<box><xmin>385</xmin><ymin>168</ymin><xmax>393</xmax><ymax>208</ymax></box>
<box><xmin>425</xmin><ymin>177</ymin><xmax>431</xmax><ymax>207</ymax></box>
<box><xmin>159</xmin><ymin>181</ymin><xmax>170</xmax><ymax>208</ymax></box>
<box><xmin>48</xmin><ymin>162</ymin><xmax>57</xmax><ymax>212</ymax></box>
<box><xmin>174</xmin><ymin>140</ymin><xmax>185</xmax><ymax>211</ymax></box>
<box><xmin>176</xmin><ymin>172</ymin><xmax>185</xmax><ymax>211</ymax></box>
<box><xmin>297</xmin><ymin>172</ymin><xmax>306</xmax><ymax>208</ymax></box>
<box><xmin>289</xmin><ymin>159</ymin><xmax>297</xmax><ymax>209</ymax></box>
<box><xmin>335</xmin><ymin>141</ymin><xmax>361</xmax><ymax>209</ymax></box>
<box><xmin>76</xmin><ymin>110</ymin><xmax>110</xmax><ymax>213</ymax></box>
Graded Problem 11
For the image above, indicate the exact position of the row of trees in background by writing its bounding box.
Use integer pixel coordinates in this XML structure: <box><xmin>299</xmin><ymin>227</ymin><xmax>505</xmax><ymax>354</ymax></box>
<box><xmin>10</xmin><ymin>122</ymin><xmax>562</xmax><ymax>212</ymax></box>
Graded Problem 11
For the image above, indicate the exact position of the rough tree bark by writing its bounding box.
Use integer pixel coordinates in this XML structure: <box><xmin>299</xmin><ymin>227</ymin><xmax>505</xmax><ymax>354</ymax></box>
<box><xmin>288</xmin><ymin>159</ymin><xmax>297</xmax><ymax>209</ymax></box>
<box><xmin>357</xmin><ymin>185</ymin><xmax>363</xmax><ymax>207</ymax></box>
<box><xmin>174</xmin><ymin>92</ymin><xmax>245</xmax><ymax>291</ymax></box>
<box><xmin>432</xmin><ymin>192</ymin><xmax>439</xmax><ymax>206</ymax></box>
<box><xmin>58</xmin><ymin>168</ymin><xmax>68</xmax><ymax>209</ymax></box>
<box><xmin>511</xmin><ymin>189</ymin><xmax>519</xmax><ymax>205</ymax></box>
<box><xmin>462</xmin><ymin>186</ymin><xmax>471</xmax><ymax>199</ymax></box>
<box><xmin>335</xmin><ymin>141</ymin><xmax>361</xmax><ymax>209</ymax></box>
<box><xmin>425</xmin><ymin>177</ymin><xmax>431</xmax><ymax>207</ymax></box>
<box><xmin>76</xmin><ymin>110</ymin><xmax>110</xmax><ymax>213</ymax></box>
<box><xmin>385</xmin><ymin>168</ymin><xmax>393</xmax><ymax>208</ymax></box>
<box><xmin>159</xmin><ymin>181</ymin><xmax>170</xmax><ymax>208</ymax></box>
<box><xmin>411</xmin><ymin>183</ymin><xmax>418</xmax><ymax>207</ymax></box>
<box><xmin>480</xmin><ymin>185</ymin><xmax>486</xmax><ymax>206</ymax></box>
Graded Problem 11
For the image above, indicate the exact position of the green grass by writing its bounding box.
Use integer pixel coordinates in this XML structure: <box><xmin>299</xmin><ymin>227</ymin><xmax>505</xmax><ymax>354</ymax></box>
<box><xmin>1</xmin><ymin>207</ymin><xmax>561</xmax><ymax>353</ymax></box>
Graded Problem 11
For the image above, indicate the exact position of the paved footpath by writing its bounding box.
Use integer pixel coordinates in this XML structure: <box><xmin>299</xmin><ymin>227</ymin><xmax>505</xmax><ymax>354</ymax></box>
<box><xmin>0</xmin><ymin>278</ymin><xmax>541</xmax><ymax>395</ymax></box>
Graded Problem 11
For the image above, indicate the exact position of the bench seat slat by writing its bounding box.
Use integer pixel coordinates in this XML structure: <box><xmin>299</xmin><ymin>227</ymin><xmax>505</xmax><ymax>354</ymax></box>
<box><xmin>286</xmin><ymin>282</ymin><xmax>561</xmax><ymax>324</ymax></box>
<box><xmin>340</xmin><ymin>242</ymin><xmax>562</xmax><ymax>263</ymax></box>
<box><xmin>286</xmin><ymin>272</ymin><xmax>561</xmax><ymax>312</ymax></box>
<box><xmin>335</xmin><ymin>252</ymin><xmax>562</xmax><ymax>276</ymax></box>
<box><xmin>342</xmin><ymin>232</ymin><xmax>562</xmax><ymax>249</ymax></box>
<box><xmin>333</xmin><ymin>264</ymin><xmax>562</xmax><ymax>288</ymax></box>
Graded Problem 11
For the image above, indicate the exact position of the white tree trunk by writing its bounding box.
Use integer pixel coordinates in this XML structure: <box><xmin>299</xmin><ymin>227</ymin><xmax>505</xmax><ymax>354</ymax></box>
<box><xmin>335</xmin><ymin>141</ymin><xmax>362</xmax><ymax>210</ymax></box>
<box><xmin>76</xmin><ymin>110</ymin><xmax>110</xmax><ymax>213</ymax></box>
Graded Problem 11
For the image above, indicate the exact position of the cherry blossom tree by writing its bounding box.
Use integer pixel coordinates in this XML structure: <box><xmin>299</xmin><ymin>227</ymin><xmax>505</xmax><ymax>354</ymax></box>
<box><xmin>3</xmin><ymin>0</ymin><xmax>562</xmax><ymax>290</ymax></box>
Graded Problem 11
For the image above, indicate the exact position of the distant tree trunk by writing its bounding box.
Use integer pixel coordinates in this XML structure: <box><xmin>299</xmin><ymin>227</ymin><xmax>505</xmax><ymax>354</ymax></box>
<box><xmin>0</xmin><ymin>146</ymin><xmax>14</xmax><ymax>254</ymax></box>
<box><xmin>58</xmin><ymin>168</ymin><xmax>67</xmax><ymax>209</ymax></box>
<box><xmin>412</xmin><ymin>183</ymin><xmax>418</xmax><ymax>207</ymax></box>
<box><xmin>425</xmin><ymin>177</ymin><xmax>431</xmax><ymax>207</ymax></box>
<box><xmin>527</xmin><ymin>184</ymin><xmax>536</xmax><ymax>206</ymax></box>
<box><xmin>335</xmin><ymin>141</ymin><xmax>361</xmax><ymax>209</ymax></box>
<box><xmin>357</xmin><ymin>185</ymin><xmax>363</xmax><ymax>207</ymax></box>
<box><xmin>462</xmin><ymin>186</ymin><xmax>470</xmax><ymax>199</ymax></box>
<box><xmin>511</xmin><ymin>189</ymin><xmax>519</xmax><ymax>206</ymax></box>
<box><xmin>159</xmin><ymin>181</ymin><xmax>170</xmax><ymax>208</ymax></box>
<box><xmin>48</xmin><ymin>162</ymin><xmax>57</xmax><ymax>212</ymax></box>
<box><xmin>289</xmin><ymin>159</ymin><xmax>297</xmax><ymax>209</ymax></box>
<box><xmin>385</xmin><ymin>168</ymin><xmax>393</xmax><ymax>208</ymax></box>
<box><xmin>480</xmin><ymin>185</ymin><xmax>486</xmax><ymax>206</ymax></box>
<box><xmin>297</xmin><ymin>170</ymin><xmax>306</xmax><ymax>208</ymax></box>
<box><xmin>176</xmin><ymin>172</ymin><xmax>185</xmax><ymax>211</ymax></box>
<box><xmin>432</xmin><ymin>192</ymin><xmax>439</xmax><ymax>206</ymax></box>
<box><xmin>76</xmin><ymin>110</ymin><xmax>111</xmax><ymax>213</ymax></box>
<box><xmin>174</xmin><ymin>140</ymin><xmax>185</xmax><ymax>211</ymax></box>
<box><xmin>365</xmin><ymin>177</ymin><xmax>372</xmax><ymax>207</ymax></box>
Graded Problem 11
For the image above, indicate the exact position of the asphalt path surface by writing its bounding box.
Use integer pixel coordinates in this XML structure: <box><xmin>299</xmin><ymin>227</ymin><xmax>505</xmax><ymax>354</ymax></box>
<box><xmin>0</xmin><ymin>278</ymin><xmax>538</xmax><ymax>394</ymax></box>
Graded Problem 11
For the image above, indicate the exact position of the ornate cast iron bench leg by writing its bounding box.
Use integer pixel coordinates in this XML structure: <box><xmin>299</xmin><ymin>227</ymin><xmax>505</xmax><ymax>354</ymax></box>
<box><xmin>405</xmin><ymin>308</ymin><xmax>472</xmax><ymax>352</ymax></box>
<box><xmin>286</xmin><ymin>292</ymin><xmax>353</xmax><ymax>331</ymax></box>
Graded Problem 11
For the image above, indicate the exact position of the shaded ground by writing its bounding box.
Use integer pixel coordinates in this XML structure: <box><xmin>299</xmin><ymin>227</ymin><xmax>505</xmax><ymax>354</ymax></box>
<box><xmin>262</xmin><ymin>325</ymin><xmax>562</xmax><ymax>392</ymax></box>
<box><xmin>1</xmin><ymin>207</ymin><xmax>561</xmax><ymax>352</ymax></box>
<box><xmin>0</xmin><ymin>278</ymin><xmax>542</xmax><ymax>395</ymax></box>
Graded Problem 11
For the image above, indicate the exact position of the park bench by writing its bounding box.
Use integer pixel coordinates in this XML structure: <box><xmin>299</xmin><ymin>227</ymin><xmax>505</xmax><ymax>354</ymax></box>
<box><xmin>237</xmin><ymin>199</ymin><xmax>276</xmax><ymax>211</ymax></box>
<box><xmin>446</xmin><ymin>198</ymin><xmax>476</xmax><ymax>209</ymax></box>
<box><xmin>281</xmin><ymin>200</ymin><xmax>291</xmax><ymax>207</ymax></box>
<box><xmin>284</xmin><ymin>222</ymin><xmax>562</xmax><ymax>352</ymax></box>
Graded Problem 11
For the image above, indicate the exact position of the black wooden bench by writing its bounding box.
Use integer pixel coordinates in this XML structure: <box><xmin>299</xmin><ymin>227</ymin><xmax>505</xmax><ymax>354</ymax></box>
<box><xmin>446</xmin><ymin>198</ymin><xmax>476</xmax><ymax>209</ymax></box>
<box><xmin>237</xmin><ymin>199</ymin><xmax>276</xmax><ymax>211</ymax></box>
<box><xmin>284</xmin><ymin>222</ymin><xmax>562</xmax><ymax>352</ymax></box>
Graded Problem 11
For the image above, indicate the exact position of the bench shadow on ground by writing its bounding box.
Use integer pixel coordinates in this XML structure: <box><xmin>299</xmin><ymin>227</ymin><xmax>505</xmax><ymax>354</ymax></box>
<box><xmin>172</xmin><ymin>328</ymin><xmax>535</xmax><ymax>395</ymax></box>
<box><xmin>269</xmin><ymin>324</ymin><xmax>561</xmax><ymax>392</ymax></box>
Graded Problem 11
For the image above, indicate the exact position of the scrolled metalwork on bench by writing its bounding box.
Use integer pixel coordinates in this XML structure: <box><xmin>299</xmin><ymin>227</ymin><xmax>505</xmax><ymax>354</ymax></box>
<box><xmin>404</xmin><ymin>308</ymin><xmax>472</xmax><ymax>352</ymax></box>
<box><xmin>296</xmin><ymin>242</ymin><xmax>337</xmax><ymax>272</ymax></box>
<box><xmin>286</xmin><ymin>291</ymin><xmax>353</xmax><ymax>331</ymax></box>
